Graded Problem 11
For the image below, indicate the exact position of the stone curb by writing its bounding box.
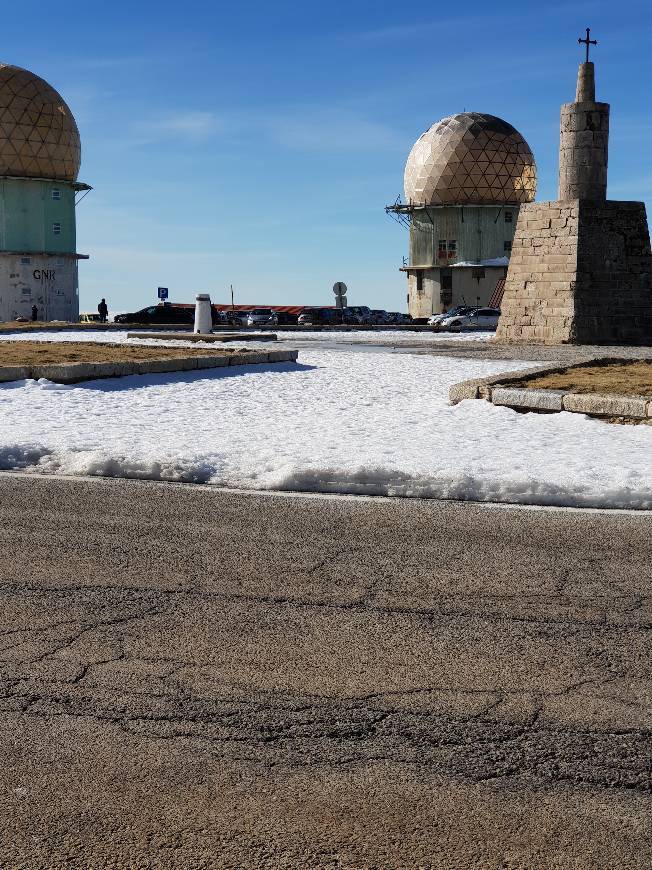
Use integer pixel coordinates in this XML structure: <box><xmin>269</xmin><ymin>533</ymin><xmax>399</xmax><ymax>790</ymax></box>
<box><xmin>490</xmin><ymin>388</ymin><xmax>651</xmax><ymax>418</ymax></box>
<box><xmin>229</xmin><ymin>352</ymin><xmax>269</xmax><ymax>365</ymax></box>
<box><xmin>562</xmin><ymin>392</ymin><xmax>651</xmax><ymax>418</ymax></box>
<box><xmin>492</xmin><ymin>387</ymin><xmax>567</xmax><ymax>411</ymax></box>
<box><xmin>0</xmin><ymin>351</ymin><xmax>299</xmax><ymax>384</ymax></box>
<box><xmin>449</xmin><ymin>357</ymin><xmax>652</xmax><ymax>419</ymax></box>
<box><xmin>448</xmin><ymin>363</ymin><xmax>571</xmax><ymax>404</ymax></box>
<box><xmin>0</xmin><ymin>365</ymin><xmax>30</xmax><ymax>382</ymax></box>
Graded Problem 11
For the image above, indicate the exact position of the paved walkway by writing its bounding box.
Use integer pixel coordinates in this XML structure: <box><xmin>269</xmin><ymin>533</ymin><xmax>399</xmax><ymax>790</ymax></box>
<box><xmin>0</xmin><ymin>474</ymin><xmax>650</xmax><ymax>868</ymax></box>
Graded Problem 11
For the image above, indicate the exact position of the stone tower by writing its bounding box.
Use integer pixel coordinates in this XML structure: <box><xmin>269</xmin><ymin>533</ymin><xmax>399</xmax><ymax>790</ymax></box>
<box><xmin>558</xmin><ymin>61</ymin><xmax>609</xmax><ymax>201</ymax></box>
<box><xmin>495</xmin><ymin>41</ymin><xmax>652</xmax><ymax>345</ymax></box>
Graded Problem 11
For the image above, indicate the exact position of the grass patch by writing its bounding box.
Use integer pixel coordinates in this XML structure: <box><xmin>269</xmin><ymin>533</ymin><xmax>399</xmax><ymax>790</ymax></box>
<box><xmin>0</xmin><ymin>341</ymin><xmax>241</xmax><ymax>366</ymax></box>
<box><xmin>521</xmin><ymin>360</ymin><xmax>652</xmax><ymax>396</ymax></box>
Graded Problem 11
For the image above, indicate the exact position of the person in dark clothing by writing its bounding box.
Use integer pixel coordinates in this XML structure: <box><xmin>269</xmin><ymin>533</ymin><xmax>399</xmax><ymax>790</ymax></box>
<box><xmin>31</xmin><ymin>305</ymin><xmax>38</xmax><ymax>321</ymax></box>
<box><xmin>97</xmin><ymin>299</ymin><xmax>109</xmax><ymax>323</ymax></box>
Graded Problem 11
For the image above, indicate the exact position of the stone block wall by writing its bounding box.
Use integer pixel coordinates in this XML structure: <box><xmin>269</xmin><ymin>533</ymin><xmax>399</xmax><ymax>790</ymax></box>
<box><xmin>574</xmin><ymin>201</ymin><xmax>652</xmax><ymax>344</ymax></box>
<box><xmin>495</xmin><ymin>199</ymin><xmax>652</xmax><ymax>345</ymax></box>
<box><xmin>495</xmin><ymin>201</ymin><xmax>579</xmax><ymax>344</ymax></box>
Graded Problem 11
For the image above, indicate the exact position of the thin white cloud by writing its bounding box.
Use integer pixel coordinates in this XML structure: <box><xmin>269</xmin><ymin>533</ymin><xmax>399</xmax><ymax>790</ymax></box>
<box><xmin>357</xmin><ymin>15</ymin><xmax>487</xmax><ymax>42</ymax></box>
<box><xmin>143</xmin><ymin>111</ymin><xmax>223</xmax><ymax>140</ymax></box>
<box><xmin>265</xmin><ymin>108</ymin><xmax>403</xmax><ymax>152</ymax></box>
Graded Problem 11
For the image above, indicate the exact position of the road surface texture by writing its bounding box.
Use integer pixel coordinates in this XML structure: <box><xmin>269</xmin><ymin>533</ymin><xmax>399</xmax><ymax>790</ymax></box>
<box><xmin>280</xmin><ymin>335</ymin><xmax>652</xmax><ymax>362</ymax></box>
<box><xmin>0</xmin><ymin>473</ymin><xmax>650</xmax><ymax>869</ymax></box>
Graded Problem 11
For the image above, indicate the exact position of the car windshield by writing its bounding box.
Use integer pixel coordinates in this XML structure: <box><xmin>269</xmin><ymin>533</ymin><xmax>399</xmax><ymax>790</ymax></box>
<box><xmin>251</xmin><ymin>309</ymin><xmax>271</xmax><ymax>315</ymax></box>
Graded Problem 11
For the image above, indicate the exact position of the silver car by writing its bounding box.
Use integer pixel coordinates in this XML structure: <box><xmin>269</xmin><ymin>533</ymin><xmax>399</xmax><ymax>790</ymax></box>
<box><xmin>442</xmin><ymin>307</ymin><xmax>501</xmax><ymax>331</ymax></box>
<box><xmin>247</xmin><ymin>308</ymin><xmax>274</xmax><ymax>326</ymax></box>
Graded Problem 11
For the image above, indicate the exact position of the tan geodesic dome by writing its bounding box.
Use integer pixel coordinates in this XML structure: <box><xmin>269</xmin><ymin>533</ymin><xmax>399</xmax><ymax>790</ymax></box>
<box><xmin>404</xmin><ymin>112</ymin><xmax>536</xmax><ymax>206</ymax></box>
<box><xmin>0</xmin><ymin>64</ymin><xmax>81</xmax><ymax>182</ymax></box>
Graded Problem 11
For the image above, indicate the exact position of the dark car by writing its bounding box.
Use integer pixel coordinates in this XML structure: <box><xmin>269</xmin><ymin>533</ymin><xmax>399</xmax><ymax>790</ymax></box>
<box><xmin>343</xmin><ymin>306</ymin><xmax>372</xmax><ymax>325</ymax></box>
<box><xmin>211</xmin><ymin>309</ymin><xmax>235</xmax><ymax>326</ymax></box>
<box><xmin>114</xmin><ymin>304</ymin><xmax>193</xmax><ymax>325</ymax></box>
<box><xmin>270</xmin><ymin>311</ymin><xmax>299</xmax><ymax>325</ymax></box>
<box><xmin>298</xmin><ymin>307</ymin><xmax>343</xmax><ymax>326</ymax></box>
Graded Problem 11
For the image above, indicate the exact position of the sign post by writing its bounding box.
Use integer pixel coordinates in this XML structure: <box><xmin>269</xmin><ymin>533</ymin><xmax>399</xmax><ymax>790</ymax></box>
<box><xmin>333</xmin><ymin>281</ymin><xmax>347</xmax><ymax>310</ymax></box>
<box><xmin>157</xmin><ymin>287</ymin><xmax>169</xmax><ymax>301</ymax></box>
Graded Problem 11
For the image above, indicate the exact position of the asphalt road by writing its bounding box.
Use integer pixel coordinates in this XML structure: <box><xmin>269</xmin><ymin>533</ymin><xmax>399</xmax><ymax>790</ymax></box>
<box><xmin>0</xmin><ymin>473</ymin><xmax>650</xmax><ymax>869</ymax></box>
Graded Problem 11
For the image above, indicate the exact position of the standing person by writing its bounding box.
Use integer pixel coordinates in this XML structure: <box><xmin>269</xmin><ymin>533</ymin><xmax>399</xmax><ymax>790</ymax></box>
<box><xmin>31</xmin><ymin>304</ymin><xmax>38</xmax><ymax>322</ymax></box>
<box><xmin>97</xmin><ymin>298</ymin><xmax>108</xmax><ymax>323</ymax></box>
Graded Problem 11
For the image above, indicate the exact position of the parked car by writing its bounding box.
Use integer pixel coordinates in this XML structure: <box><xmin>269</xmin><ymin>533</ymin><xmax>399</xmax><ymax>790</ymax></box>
<box><xmin>343</xmin><ymin>306</ymin><xmax>372</xmax><ymax>325</ymax></box>
<box><xmin>270</xmin><ymin>311</ymin><xmax>299</xmax><ymax>325</ymax></box>
<box><xmin>79</xmin><ymin>312</ymin><xmax>102</xmax><ymax>323</ymax></box>
<box><xmin>442</xmin><ymin>307</ymin><xmax>501</xmax><ymax>331</ymax></box>
<box><xmin>113</xmin><ymin>305</ymin><xmax>193</xmax><ymax>325</ymax></box>
<box><xmin>223</xmin><ymin>310</ymin><xmax>251</xmax><ymax>326</ymax></box>
<box><xmin>428</xmin><ymin>306</ymin><xmax>477</xmax><ymax>328</ymax></box>
<box><xmin>298</xmin><ymin>307</ymin><xmax>343</xmax><ymax>326</ymax></box>
<box><xmin>247</xmin><ymin>308</ymin><xmax>274</xmax><ymax>326</ymax></box>
<box><xmin>211</xmin><ymin>310</ymin><xmax>231</xmax><ymax>326</ymax></box>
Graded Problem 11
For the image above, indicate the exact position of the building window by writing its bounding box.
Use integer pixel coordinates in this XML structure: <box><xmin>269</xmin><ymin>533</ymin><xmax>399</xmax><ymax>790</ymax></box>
<box><xmin>438</xmin><ymin>240</ymin><xmax>458</xmax><ymax>260</ymax></box>
<box><xmin>472</xmin><ymin>267</ymin><xmax>486</xmax><ymax>282</ymax></box>
<box><xmin>20</xmin><ymin>257</ymin><xmax>31</xmax><ymax>265</ymax></box>
<box><xmin>504</xmin><ymin>241</ymin><xmax>512</xmax><ymax>252</ymax></box>
<box><xmin>504</xmin><ymin>211</ymin><xmax>513</xmax><ymax>223</ymax></box>
<box><xmin>52</xmin><ymin>222</ymin><xmax>61</xmax><ymax>235</ymax></box>
<box><xmin>416</xmin><ymin>272</ymin><xmax>424</xmax><ymax>296</ymax></box>
<box><xmin>51</xmin><ymin>188</ymin><xmax>61</xmax><ymax>200</ymax></box>
<box><xmin>441</xmin><ymin>270</ymin><xmax>453</xmax><ymax>291</ymax></box>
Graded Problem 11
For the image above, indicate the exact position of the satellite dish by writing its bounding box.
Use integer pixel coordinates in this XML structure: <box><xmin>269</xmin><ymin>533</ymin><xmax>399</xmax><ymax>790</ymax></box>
<box><xmin>333</xmin><ymin>281</ymin><xmax>347</xmax><ymax>295</ymax></box>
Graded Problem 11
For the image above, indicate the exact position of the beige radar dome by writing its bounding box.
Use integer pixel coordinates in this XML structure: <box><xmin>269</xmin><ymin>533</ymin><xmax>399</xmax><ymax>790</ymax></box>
<box><xmin>404</xmin><ymin>112</ymin><xmax>536</xmax><ymax>206</ymax></box>
<box><xmin>0</xmin><ymin>64</ymin><xmax>81</xmax><ymax>182</ymax></box>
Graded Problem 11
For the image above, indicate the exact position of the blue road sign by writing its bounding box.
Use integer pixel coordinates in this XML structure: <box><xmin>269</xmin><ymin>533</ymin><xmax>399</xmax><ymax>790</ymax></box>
<box><xmin>157</xmin><ymin>287</ymin><xmax>169</xmax><ymax>300</ymax></box>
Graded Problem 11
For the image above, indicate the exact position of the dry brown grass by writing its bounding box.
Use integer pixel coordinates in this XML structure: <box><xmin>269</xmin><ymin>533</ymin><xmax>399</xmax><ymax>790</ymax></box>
<box><xmin>521</xmin><ymin>360</ymin><xmax>652</xmax><ymax>396</ymax></box>
<box><xmin>0</xmin><ymin>341</ymin><xmax>239</xmax><ymax>366</ymax></box>
<box><xmin>0</xmin><ymin>321</ymin><xmax>127</xmax><ymax>331</ymax></box>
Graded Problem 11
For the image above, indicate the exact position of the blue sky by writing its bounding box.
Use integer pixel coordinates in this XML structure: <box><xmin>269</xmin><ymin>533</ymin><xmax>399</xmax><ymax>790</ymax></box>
<box><xmin>5</xmin><ymin>0</ymin><xmax>652</xmax><ymax>312</ymax></box>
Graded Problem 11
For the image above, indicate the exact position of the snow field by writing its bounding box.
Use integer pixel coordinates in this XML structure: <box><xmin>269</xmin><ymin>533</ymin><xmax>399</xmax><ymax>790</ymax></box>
<box><xmin>0</xmin><ymin>331</ymin><xmax>650</xmax><ymax>508</ymax></box>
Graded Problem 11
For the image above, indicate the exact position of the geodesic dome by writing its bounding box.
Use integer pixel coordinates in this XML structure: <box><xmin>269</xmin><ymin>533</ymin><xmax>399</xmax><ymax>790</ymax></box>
<box><xmin>0</xmin><ymin>63</ymin><xmax>81</xmax><ymax>182</ymax></box>
<box><xmin>404</xmin><ymin>112</ymin><xmax>536</xmax><ymax>206</ymax></box>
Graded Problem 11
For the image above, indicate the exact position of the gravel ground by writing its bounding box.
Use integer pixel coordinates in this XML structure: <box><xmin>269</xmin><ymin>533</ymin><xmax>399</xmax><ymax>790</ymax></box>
<box><xmin>0</xmin><ymin>474</ymin><xmax>650</xmax><ymax>868</ymax></box>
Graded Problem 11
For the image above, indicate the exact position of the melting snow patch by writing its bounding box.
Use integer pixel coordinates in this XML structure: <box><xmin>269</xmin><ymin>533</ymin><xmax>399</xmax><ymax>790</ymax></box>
<box><xmin>0</xmin><ymin>333</ymin><xmax>649</xmax><ymax>509</ymax></box>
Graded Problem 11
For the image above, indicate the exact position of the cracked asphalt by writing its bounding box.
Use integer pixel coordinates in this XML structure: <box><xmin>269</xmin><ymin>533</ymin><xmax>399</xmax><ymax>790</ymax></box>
<box><xmin>0</xmin><ymin>474</ymin><xmax>650</xmax><ymax>869</ymax></box>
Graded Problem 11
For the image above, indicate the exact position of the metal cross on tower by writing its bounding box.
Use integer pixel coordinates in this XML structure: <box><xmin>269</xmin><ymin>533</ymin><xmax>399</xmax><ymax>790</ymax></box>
<box><xmin>578</xmin><ymin>27</ymin><xmax>597</xmax><ymax>63</ymax></box>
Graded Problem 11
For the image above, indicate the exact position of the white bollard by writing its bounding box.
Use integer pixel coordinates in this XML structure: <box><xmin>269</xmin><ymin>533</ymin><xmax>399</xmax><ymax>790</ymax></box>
<box><xmin>194</xmin><ymin>293</ymin><xmax>212</xmax><ymax>334</ymax></box>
